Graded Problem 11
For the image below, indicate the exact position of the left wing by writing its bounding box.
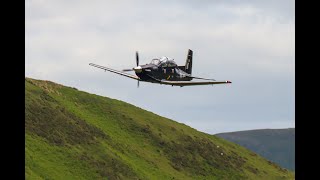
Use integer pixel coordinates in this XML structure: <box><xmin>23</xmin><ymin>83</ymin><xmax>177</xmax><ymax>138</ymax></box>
<box><xmin>146</xmin><ymin>74</ymin><xmax>231</xmax><ymax>87</ymax></box>
<box><xmin>159</xmin><ymin>80</ymin><xmax>232</xmax><ymax>86</ymax></box>
<box><xmin>89</xmin><ymin>63</ymin><xmax>140</xmax><ymax>80</ymax></box>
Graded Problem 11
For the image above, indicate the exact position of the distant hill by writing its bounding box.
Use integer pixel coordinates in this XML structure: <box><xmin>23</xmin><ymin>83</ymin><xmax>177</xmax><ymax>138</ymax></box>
<box><xmin>216</xmin><ymin>128</ymin><xmax>295</xmax><ymax>171</ymax></box>
<box><xmin>25</xmin><ymin>77</ymin><xmax>294</xmax><ymax>179</ymax></box>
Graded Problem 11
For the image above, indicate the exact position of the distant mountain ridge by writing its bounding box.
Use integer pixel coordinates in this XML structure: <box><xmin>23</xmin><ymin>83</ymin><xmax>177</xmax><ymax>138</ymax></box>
<box><xmin>216</xmin><ymin>128</ymin><xmax>295</xmax><ymax>171</ymax></box>
<box><xmin>25</xmin><ymin>77</ymin><xmax>294</xmax><ymax>179</ymax></box>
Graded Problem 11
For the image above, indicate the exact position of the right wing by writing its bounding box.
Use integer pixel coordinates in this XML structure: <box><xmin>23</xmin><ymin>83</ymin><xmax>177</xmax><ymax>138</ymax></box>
<box><xmin>89</xmin><ymin>63</ymin><xmax>140</xmax><ymax>80</ymax></box>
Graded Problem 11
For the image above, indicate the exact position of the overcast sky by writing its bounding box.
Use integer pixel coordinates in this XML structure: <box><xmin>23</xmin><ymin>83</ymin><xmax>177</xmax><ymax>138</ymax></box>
<box><xmin>26</xmin><ymin>0</ymin><xmax>295</xmax><ymax>134</ymax></box>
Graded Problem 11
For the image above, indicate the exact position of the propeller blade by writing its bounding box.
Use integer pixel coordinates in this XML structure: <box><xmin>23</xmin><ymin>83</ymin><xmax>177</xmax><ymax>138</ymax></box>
<box><xmin>136</xmin><ymin>51</ymin><xmax>139</xmax><ymax>66</ymax></box>
<box><xmin>137</xmin><ymin>80</ymin><xmax>140</xmax><ymax>88</ymax></box>
<box><xmin>122</xmin><ymin>69</ymin><xmax>134</xmax><ymax>72</ymax></box>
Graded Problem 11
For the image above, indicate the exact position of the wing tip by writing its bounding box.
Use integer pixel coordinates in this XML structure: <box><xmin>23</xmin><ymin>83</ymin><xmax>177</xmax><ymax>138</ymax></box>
<box><xmin>226</xmin><ymin>80</ymin><xmax>232</xmax><ymax>83</ymax></box>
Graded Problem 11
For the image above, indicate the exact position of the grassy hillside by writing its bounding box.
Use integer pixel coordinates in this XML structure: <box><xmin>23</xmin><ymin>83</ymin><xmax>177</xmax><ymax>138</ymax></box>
<box><xmin>216</xmin><ymin>128</ymin><xmax>295</xmax><ymax>171</ymax></box>
<box><xmin>25</xmin><ymin>77</ymin><xmax>294</xmax><ymax>179</ymax></box>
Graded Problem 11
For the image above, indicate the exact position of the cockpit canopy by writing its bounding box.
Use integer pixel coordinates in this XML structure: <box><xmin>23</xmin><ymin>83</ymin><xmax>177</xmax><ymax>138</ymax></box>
<box><xmin>150</xmin><ymin>59</ymin><xmax>161</xmax><ymax>65</ymax></box>
<box><xmin>150</xmin><ymin>56</ymin><xmax>177</xmax><ymax>67</ymax></box>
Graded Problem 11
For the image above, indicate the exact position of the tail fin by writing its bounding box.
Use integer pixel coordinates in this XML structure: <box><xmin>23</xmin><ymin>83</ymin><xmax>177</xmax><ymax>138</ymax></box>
<box><xmin>185</xmin><ymin>49</ymin><xmax>193</xmax><ymax>75</ymax></box>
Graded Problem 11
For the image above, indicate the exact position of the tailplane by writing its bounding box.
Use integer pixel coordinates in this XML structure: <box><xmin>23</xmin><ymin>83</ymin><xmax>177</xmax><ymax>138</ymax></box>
<box><xmin>185</xmin><ymin>49</ymin><xmax>193</xmax><ymax>75</ymax></box>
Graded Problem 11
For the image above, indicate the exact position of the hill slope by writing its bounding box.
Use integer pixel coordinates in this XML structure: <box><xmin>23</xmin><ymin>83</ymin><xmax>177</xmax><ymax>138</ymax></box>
<box><xmin>216</xmin><ymin>128</ymin><xmax>295</xmax><ymax>171</ymax></box>
<box><xmin>25</xmin><ymin>78</ymin><xmax>294</xmax><ymax>179</ymax></box>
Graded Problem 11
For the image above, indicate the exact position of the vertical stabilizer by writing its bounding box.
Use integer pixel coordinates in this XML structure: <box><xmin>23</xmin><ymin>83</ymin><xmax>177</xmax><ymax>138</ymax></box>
<box><xmin>185</xmin><ymin>49</ymin><xmax>193</xmax><ymax>75</ymax></box>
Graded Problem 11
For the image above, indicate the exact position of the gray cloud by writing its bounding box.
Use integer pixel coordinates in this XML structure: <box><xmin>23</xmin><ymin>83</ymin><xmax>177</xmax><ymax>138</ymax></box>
<box><xmin>26</xmin><ymin>0</ymin><xmax>294</xmax><ymax>134</ymax></box>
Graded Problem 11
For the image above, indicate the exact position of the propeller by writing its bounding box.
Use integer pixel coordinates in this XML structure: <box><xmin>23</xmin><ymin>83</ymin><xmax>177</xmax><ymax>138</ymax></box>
<box><xmin>120</xmin><ymin>51</ymin><xmax>142</xmax><ymax>88</ymax></box>
<box><xmin>122</xmin><ymin>69</ymin><xmax>133</xmax><ymax>72</ymax></box>
<box><xmin>136</xmin><ymin>51</ymin><xmax>140</xmax><ymax>88</ymax></box>
<box><xmin>136</xmin><ymin>51</ymin><xmax>139</xmax><ymax>66</ymax></box>
<box><xmin>121</xmin><ymin>51</ymin><xmax>140</xmax><ymax>72</ymax></box>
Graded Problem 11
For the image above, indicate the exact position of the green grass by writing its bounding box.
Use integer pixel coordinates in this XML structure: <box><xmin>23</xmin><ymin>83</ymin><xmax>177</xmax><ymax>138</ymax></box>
<box><xmin>25</xmin><ymin>77</ymin><xmax>294</xmax><ymax>179</ymax></box>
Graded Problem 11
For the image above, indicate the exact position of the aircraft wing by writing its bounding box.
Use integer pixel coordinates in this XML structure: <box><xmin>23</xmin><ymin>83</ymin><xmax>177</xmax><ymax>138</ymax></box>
<box><xmin>159</xmin><ymin>80</ymin><xmax>232</xmax><ymax>86</ymax></box>
<box><xmin>89</xmin><ymin>63</ymin><xmax>140</xmax><ymax>80</ymax></box>
<box><xmin>145</xmin><ymin>74</ymin><xmax>231</xmax><ymax>87</ymax></box>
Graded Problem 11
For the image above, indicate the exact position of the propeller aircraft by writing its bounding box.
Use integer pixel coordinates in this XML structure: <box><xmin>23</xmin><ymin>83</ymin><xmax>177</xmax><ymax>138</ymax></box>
<box><xmin>89</xmin><ymin>49</ymin><xmax>232</xmax><ymax>87</ymax></box>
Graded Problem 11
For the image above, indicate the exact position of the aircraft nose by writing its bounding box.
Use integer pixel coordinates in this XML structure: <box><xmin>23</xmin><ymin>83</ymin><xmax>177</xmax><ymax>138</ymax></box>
<box><xmin>133</xmin><ymin>66</ymin><xmax>142</xmax><ymax>73</ymax></box>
